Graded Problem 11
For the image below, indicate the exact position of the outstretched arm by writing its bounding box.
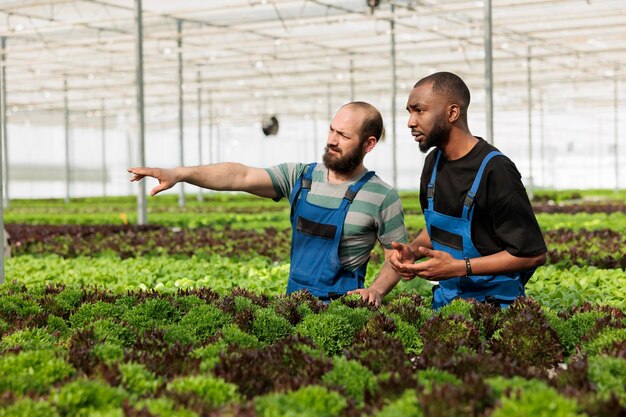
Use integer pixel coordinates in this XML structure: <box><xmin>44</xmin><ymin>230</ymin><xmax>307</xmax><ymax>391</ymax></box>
<box><xmin>128</xmin><ymin>163</ymin><xmax>278</xmax><ymax>199</ymax></box>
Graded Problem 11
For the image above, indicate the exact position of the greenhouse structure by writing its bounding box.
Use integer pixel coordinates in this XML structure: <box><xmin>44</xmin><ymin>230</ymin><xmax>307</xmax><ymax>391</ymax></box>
<box><xmin>0</xmin><ymin>1</ymin><xmax>624</xmax><ymax>416</ymax></box>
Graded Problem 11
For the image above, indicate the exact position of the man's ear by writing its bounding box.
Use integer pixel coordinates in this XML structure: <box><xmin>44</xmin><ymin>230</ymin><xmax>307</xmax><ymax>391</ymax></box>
<box><xmin>448</xmin><ymin>104</ymin><xmax>461</xmax><ymax>123</ymax></box>
<box><xmin>363</xmin><ymin>136</ymin><xmax>377</xmax><ymax>154</ymax></box>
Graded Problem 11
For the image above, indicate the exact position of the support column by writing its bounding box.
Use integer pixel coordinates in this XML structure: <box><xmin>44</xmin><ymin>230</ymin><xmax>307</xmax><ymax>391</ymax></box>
<box><xmin>539</xmin><ymin>92</ymin><xmax>548</xmax><ymax>188</ymax></box>
<box><xmin>101</xmin><ymin>99</ymin><xmax>107</xmax><ymax>197</ymax></box>
<box><xmin>614</xmin><ymin>72</ymin><xmax>620</xmax><ymax>192</ymax></box>
<box><xmin>64</xmin><ymin>78</ymin><xmax>70</xmax><ymax>204</ymax></box>
<box><xmin>208</xmin><ymin>91</ymin><xmax>213</xmax><ymax>164</ymax></box>
<box><xmin>313</xmin><ymin>115</ymin><xmax>318</xmax><ymax>161</ymax></box>
<box><xmin>349</xmin><ymin>57</ymin><xmax>355</xmax><ymax>102</ymax></box>
<box><xmin>526</xmin><ymin>47</ymin><xmax>534</xmax><ymax>198</ymax></box>
<box><xmin>135</xmin><ymin>0</ymin><xmax>147</xmax><ymax>224</ymax></box>
<box><xmin>327</xmin><ymin>83</ymin><xmax>332</xmax><ymax>121</ymax></box>
<box><xmin>484</xmin><ymin>0</ymin><xmax>494</xmax><ymax>144</ymax></box>
<box><xmin>177</xmin><ymin>19</ymin><xmax>186</xmax><ymax>208</ymax></box>
<box><xmin>0</xmin><ymin>37</ymin><xmax>5</xmax><ymax>284</ymax></box>
<box><xmin>390</xmin><ymin>3</ymin><xmax>398</xmax><ymax>188</ymax></box>
<box><xmin>1</xmin><ymin>37</ymin><xmax>8</xmax><ymax>209</ymax></box>
<box><xmin>197</xmin><ymin>69</ymin><xmax>203</xmax><ymax>202</ymax></box>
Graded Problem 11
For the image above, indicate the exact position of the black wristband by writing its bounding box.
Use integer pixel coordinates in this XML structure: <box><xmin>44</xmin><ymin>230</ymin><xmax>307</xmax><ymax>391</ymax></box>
<box><xmin>464</xmin><ymin>258</ymin><xmax>473</xmax><ymax>277</ymax></box>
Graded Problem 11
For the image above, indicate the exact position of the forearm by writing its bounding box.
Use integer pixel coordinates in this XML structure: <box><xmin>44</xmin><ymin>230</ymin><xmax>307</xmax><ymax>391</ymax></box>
<box><xmin>407</xmin><ymin>229</ymin><xmax>432</xmax><ymax>259</ymax></box>
<box><xmin>368</xmin><ymin>260</ymin><xmax>401</xmax><ymax>298</ymax></box>
<box><xmin>175</xmin><ymin>163</ymin><xmax>244</xmax><ymax>190</ymax></box>
<box><xmin>175</xmin><ymin>163</ymin><xmax>277</xmax><ymax>198</ymax></box>
<box><xmin>459</xmin><ymin>250</ymin><xmax>547</xmax><ymax>277</ymax></box>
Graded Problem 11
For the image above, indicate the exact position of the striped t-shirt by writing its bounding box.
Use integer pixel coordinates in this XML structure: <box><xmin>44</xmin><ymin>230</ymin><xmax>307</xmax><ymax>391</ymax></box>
<box><xmin>265</xmin><ymin>163</ymin><xmax>408</xmax><ymax>271</ymax></box>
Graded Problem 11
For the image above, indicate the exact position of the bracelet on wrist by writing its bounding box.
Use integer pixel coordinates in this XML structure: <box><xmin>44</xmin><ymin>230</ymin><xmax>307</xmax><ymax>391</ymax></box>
<box><xmin>464</xmin><ymin>257</ymin><xmax>473</xmax><ymax>277</ymax></box>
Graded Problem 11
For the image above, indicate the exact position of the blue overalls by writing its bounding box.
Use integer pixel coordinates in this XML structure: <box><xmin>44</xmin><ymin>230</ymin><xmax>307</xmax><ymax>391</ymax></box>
<box><xmin>426</xmin><ymin>150</ymin><xmax>533</xmax><ymax>309</ymax></box>
<box><xmin>286</xmin><ymin>163</ymin><xmax>376</xmax><ymax>301</ymax></box>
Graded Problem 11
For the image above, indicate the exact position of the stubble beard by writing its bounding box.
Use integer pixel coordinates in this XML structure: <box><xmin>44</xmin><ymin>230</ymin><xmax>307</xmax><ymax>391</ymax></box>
<box><xmin>419</xmin><ymin>119</ymin><xmax>450</xmax><ymax>153</ymax></box>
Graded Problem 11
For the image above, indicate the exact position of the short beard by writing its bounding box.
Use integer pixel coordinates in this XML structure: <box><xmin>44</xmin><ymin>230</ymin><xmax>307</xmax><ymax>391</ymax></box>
<box><xmin>323</xmin><ymin>143</ymin><xmax>366</xmax><ymax>174</ymax></box>
<box><xmin>419</xmin><ymin>119</ymin><xmax>450</xmax><ymax>153</ymax></box>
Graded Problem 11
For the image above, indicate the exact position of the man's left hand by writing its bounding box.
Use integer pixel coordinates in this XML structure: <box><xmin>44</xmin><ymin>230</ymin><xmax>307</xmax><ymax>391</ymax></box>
<box><xmin>347</xmin><ymin>288</ymin><xmax>383</xmax><ymax>307</ymax></box>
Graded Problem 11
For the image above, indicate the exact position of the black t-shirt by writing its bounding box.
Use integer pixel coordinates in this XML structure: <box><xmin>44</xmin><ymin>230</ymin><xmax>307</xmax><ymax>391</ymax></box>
<box><xmin>419</xmin><ymin>138</ymin><xmax>547</xmax><ymax>257</ymax></box>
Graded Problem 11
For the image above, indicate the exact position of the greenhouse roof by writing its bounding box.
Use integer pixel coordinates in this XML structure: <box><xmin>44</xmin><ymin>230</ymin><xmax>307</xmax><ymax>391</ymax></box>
<box><xmin>0</xmin><ymin>0</ymin><xmax>625</xmax><ymax>128</ymax></box>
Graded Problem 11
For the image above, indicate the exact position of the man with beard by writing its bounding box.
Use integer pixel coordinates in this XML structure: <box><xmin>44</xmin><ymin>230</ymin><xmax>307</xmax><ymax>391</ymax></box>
<box><xmin>389</xmin><ymin>72</ymin><xmax>547</xmax><ymax>308</ymax></box>
<box><xmin>128</xmin><ymin>101</ymin><xmax>407</xmax><ymax>306</ymax></box>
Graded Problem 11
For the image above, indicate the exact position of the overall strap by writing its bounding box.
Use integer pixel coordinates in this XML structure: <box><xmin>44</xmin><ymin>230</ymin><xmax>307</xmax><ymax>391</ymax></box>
<box><xmin>462</xmin><ymin>151</ymin><xmax>503</xmax><ymax>219</ymax></box>
<box><xmin>301</xmin><ymin>162</ymin><xmax>317</xmax><ymax>190</ymax></box>
<box><xmin>289</xmin><ymin>163</ymin><xmax>317</xmax><ymax>206</ymax></box>
<box><xmin>427</xmin><ymin>150</ymin><xmax>443</xmax><ymax>211</ymax></box>
<box><xmin>344</xmin><ymin>171</ymin><xmax>376</xmax><ymax>203</ymax></box>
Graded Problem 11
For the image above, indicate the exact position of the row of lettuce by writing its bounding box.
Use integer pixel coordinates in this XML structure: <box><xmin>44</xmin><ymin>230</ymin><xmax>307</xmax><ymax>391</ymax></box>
<box><xmin>6</xmin><ymin>223</ymin><xmax>626</xmax><ymax>270</ymax></box>
<box><xmin>5</xmin><ymin>208</ymin><xmax>626</xmax><ymax>233</ymax></box>
<box><xmin>6</xmin><ymin>254</ymin><xmax>626</xmax><ymax>311</ymax></box>
<box><xmin>1</xmin><ymin>284</ymin><xmax>625</xmax><ymax>417</ymax></box>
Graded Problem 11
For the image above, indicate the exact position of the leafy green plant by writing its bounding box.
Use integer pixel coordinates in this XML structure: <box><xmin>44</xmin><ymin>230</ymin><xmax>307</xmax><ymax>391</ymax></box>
<box><xmin>92</xmin><ymin>342</ymin><xmax>125</xmax><ymax>364</ymax></box>
<box><xmin>0</xmin><ymin>293</ymin><xmax>42</xmax><ymax>320</ymax></box>
<box><xmin>251</xmin><ymin>307</ymin><xmax>293</xmax><ymax>344</ymax></box>
<box><xmin>0</xmin><ymin>318</ymin><xmax>8</xmax><ymax>335</ymax></box>
<box><xmin>588</xmin><ymin>355</ymin><xmax>626</xmax><ymax>405</ymax></box>
<box><xmin>438</xmin><ymin>299</ymin><xmax>475</xmax><ymax>321</ymax></box>
<box><xmin>47</xmin><ymin>314</ymin><xmax>70</xmax><ymax>339</ymax></box>
<box><xmin>373</xmin><ymin>389</ymin><xmax>422</xmax><ymax>417</ymax></box>
<box><xmin>417</xmin><ymin>368</ymin><xmax>461</xmax><ymax>393</ymax></box>
<box><xmin>326</xmin><ymin>302</ymin><xmax>373</xmax><ymax>333</ymax></box>
<box><xmin>254</xmin><ymin>385</ymin><xmax>347</xmax><ymax>417</ymax></box>
<box><xmin>214</xmin><ymin>335</ymin><xmax>332</xmax><ymax>398</ymax></box>
<box><xmin>0</xmin><ymin>349</ymin><xmax>74</xmax><ymax>394</ymax></box>
<box><xmin>528</xmin><ymin>266</ymin><xmax>626</xmax><ymax>309</ymax></box>
<box><xmin>133</xmin><ymin>398</ymin><xmax>198</xmax><ymax>417</ymax></box>
<box><xmin>383</xmin><ymin>295</ymin><xmax>432</xmax><ymax>330</ymax></box>
<box><xmin>54</xmin><ymin>286</ymin><xmax>85</xmax><ymax>313</ymax></box>
<box><xmin>174</xmin><ymin>304</ymin><xmax>233</xmax><ymax>344</ymax></box>
<box><xmin>122</xmin><ymin>298</ymin><xmax>180</xmax><ymax>331</ymax></box>
<box><xmin>419</xmin><ymin>313</ymin><xmax>482</xmax><ymax>355</ymax></box>
<box><xmin>91</xmin><ymin>318</ymin><xmax>135</xmax><ymax>347</ymax></box>
<box><xmin>272</xmin><ymin>295</ymin><xmax>313</xmax><ymax>325</ymax></box>
<box><xmin>1</xmin><ymin>327</ymin><xmax>56</xmax><ymax>352</ymax></box>
<box><xmin>52</xmin><ymin>378</ymin><xmax>126</xmax><ymax>417</ymax></box>
<box><xmin>119</xmin><ymin>362</ymin><xmax>162</xmax><ymax>398</ymax></box>
<box><xmin>419</xmin><ymin>373</ymin><xmax>494</xmax><ymax>417</ymax></box>
<box><xmin>490</xmin><ymin>298</ymin><xmax>563</xmax><ymax>368</ymax></box>
<box><xmin>322</xmin><ymin>356</ymin><xmax>377</xmax><ymax>407</ymax></box>
<box><xmin>489</xmin><ymin>379</ymin><xmax>584</xmax><ymax>417</ymax></box>
<box><xmin>296</xmin><ymin>312</ymin><xmax>355</xmax><ymax>357</ymax></box>
<box><xmin>545</xmin><ymin>309</ymin><xmax>607</xmax><ymax>354</ymax></box>
<box><xmin>125</xmin><ymin>329</ymin><xmax>200</xmax><ymax>379</ymax></box>
<box><xmin>345</xmin><ymin>331</ymin><xmax>410</xmax><ymax>375</ymax></box>
<box><xmin>583</xmin><ymin>328</ymin><xmax>626</xmax><ymax>356</ymax></box>
<box><xmin>69</xmin><ymin>301</ymin><xmax>122</xmax><ymax>328</ymax></box>
<box><xmin>0</xmin><ymin>398</ymin><xmax>60</xmax><ymax>417</ymax></box>
<box><xmin>389</xmin><ymin>314</ymin><xmax>423</xmax><ymax>355</ymax></box>
<box><xmin>167</xmin><ymin>375</ymin><xmax>240</xmax><ymax>409</ymax></box>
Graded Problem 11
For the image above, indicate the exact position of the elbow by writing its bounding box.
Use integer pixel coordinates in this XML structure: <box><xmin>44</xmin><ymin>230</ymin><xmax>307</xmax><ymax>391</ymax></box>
<box><xmin>532</xmin><ymin>252</ymin><xmax>547</xmax><ymax>268</ymax></box>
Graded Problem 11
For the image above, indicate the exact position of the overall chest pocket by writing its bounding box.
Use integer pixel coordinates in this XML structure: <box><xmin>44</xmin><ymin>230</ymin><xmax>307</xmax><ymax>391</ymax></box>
<box><xmin>296</xmin><ymin>216</ymin><xmax>337</xmax><ymax>239</ymax></box>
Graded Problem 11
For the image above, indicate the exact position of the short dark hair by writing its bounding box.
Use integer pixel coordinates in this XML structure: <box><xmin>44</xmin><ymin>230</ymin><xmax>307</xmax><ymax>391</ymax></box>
<box><xmin>343</xmin><ymin>101</ymin><xmax>384</xmax><ymax>144</ymax></box>
<box><xmin>414</xmin><ymin>72</ymin><xmax>471</xmax><ymax>115</ymax></box>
